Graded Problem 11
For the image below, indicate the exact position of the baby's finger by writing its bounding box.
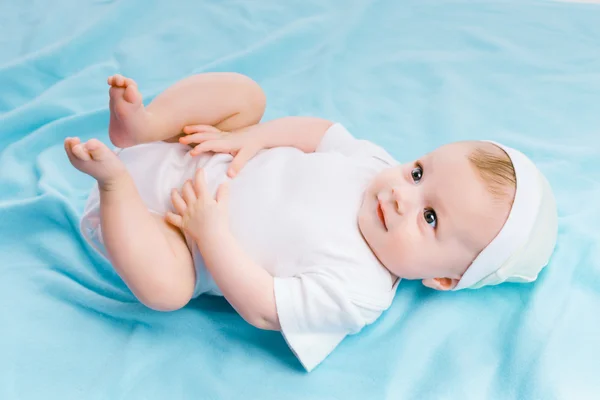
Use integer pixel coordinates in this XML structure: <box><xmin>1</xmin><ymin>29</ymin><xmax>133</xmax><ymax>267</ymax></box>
<box><xmin>190</xmin><ymin>140</ymin><xmax>233</xmax><ymax>156</ymax></box>
<box><xmin>171</xmin><ymin>189</ymin><xmax>187</xmax><ymax>215</ymax></box>
<box><xmin>165</xmin><ymin>212</ymin><xmax>183</xmax><ymax>228</ymax></box>
<box><xmin>179</xmin><ymin>133</ymin><xmax>223</xmax><ymax>145</ymax></box>
<box><xmin>228</xmin><ymin>147</ymin><xmax>256</xmax><ymax>178</ymax></box>
<box><xmin>182</xmin><ymin>180</ymin><xmax>197</xmax><ymax>204</ymax></box>
<box><xmin>183</xmin><ymin>125</ymin><xmax>221</xmax><ymax>134</ymax></box>
<box><xmin>193</xmin><ymin>168</ymin><xmax>208</xmax><ymax>197</ymax></box>
<box><xmin>216</xmin><ymin>182</ymin><xmax>230</xmax><ymax>207</ymax></box>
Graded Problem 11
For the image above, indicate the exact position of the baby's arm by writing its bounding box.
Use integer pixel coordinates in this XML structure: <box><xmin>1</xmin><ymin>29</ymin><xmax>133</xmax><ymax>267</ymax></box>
<box><xmin>166</xmin><ymin>169</ymin><xmax>279</xmax><ymax>330</ymax></box>
<box><xmin>183</xmin><ymin>117</ymin><xmax>333</xmax><ymax>154</ymax></box>
<box><xmin>242</xmin><ymin>116</ymin><xmax>333</xmax><ymax>153</ymax></box>
<box><xmin>181</xmin><ymin>117</ymin><xmax>334</xmax><ymax>176</ymax></box>
<box><xmin>198</xmin><ymin>223</ymin><xmax>279</xmax><ymax>330</ymax></box>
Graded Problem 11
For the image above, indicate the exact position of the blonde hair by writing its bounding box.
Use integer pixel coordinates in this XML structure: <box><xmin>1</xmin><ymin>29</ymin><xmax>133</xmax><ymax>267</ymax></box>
<box><xmin>468</xmin><ymin>143</ymin><xmax>516</xmax><ymax>203</ymax></box>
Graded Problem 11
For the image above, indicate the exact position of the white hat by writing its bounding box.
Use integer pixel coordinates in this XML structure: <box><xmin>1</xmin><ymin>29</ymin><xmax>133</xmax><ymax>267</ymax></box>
<box><xmin>453</xmin><ymin>142</ymin><xmax>558</xmax><ymax>290</ymax></box>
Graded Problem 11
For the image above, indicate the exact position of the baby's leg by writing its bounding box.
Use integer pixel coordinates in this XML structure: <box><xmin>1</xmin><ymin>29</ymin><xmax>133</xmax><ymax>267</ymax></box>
<box><xmin>108</xmin><ymin>72</ymin><xmax>266</xmax><ymax>148</ymax></box>
<box><xmin>65</xmin><ymin>137</ymin><xmax>195</xmax><ymax>311</ymax></box>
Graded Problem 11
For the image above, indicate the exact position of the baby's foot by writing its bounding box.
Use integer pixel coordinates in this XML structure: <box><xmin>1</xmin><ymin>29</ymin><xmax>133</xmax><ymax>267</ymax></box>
<box><xmin>108</xmin><ymin>74</ymin><xmax>152</xmax><ymax>148</ymax></box>
<box><xmin>64</xmin><ymin>137</ymin><xmax>127</xmax><ymax>190</ymax></box>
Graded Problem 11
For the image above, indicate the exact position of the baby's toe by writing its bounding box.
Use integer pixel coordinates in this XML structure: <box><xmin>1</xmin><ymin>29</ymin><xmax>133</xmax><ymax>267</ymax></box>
<box><xmin>71</xmin><ymin>143</ymin><xmax>92</xmax><ymax>161</ymax></box>
<box><xmin>123</xmin><ymin>84</ymin><xmax>141</xmax><ymax>104</ymax></box>
<box><xmin>85</xmin><ymin>139</ymin><xmax>113</xmax><ymax>160</ymax></box>
<box><xmin>65</xmin><ymin>137</ymin><xmax>80</xmax><ymax>148</ymax></box>
<box><xmin>85</xmin><ymin>138</ymin><xmax>102</xmax><ymax>151</ymax></box>
<box><xmin>108</xmin><ymin>74</ymin><xmax>126</xmax><ymax>87</ymax></box>
<box><xmin>115</xmin><ymin>75</ymin><xmax>126</xmax><ymax>86</ymax></box>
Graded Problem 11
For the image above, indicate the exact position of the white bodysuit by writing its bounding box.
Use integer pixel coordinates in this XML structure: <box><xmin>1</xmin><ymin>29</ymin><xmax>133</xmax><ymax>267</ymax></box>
<box><xmin>81</xmin><ymin>123</ymin><xmax>400</xmax><ymax>371</ymax></box>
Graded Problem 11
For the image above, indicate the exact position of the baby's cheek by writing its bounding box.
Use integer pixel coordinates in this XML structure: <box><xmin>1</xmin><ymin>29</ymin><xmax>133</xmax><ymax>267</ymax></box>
<box><xmin>390</xmin><ymin>229</ymin><xmax>423</xmax><ymax>263</ymax></box>
<box><xmin>369</xmin><ymin>171</ymin><xmax>391</xmax><ymax>191</ymax></box>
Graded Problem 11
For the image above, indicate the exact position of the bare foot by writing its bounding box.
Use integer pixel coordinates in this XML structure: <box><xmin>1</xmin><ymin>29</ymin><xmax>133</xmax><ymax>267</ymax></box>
<box><xmin>108</xmin><ymin>74</ymin><xmax>152</xmax><ymax>148</ymax></box>
<box><xmin>64</xmin><ymin>137</ymin><xmax>128</xmax><ymax>190</ymax></box>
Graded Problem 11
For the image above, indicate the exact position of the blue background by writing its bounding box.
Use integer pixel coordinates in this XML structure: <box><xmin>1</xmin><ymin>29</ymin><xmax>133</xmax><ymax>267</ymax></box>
<box><xmin>1</xmin><ymin>0</ymin><xmax>599</xmax><ymax>398</ymax></box>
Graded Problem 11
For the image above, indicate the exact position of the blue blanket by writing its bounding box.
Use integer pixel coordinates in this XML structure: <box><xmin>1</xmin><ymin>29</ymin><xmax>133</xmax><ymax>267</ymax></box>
<box><xmin>1</xmin><ymin>0</ymin><xmax>599</xmax><ymax>398</ymax></box>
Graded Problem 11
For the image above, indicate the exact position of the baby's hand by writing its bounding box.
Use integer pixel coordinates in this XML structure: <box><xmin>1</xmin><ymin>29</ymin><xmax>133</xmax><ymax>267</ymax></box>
<box><xmin>180</xmin><ymin>125</ymin><xmax>265</xmax><ymax>178</ymax></box>
<box><xmin>165</xmin><ymin>168</ymin><xmax>229</xmax><ymax>241</ymax></box>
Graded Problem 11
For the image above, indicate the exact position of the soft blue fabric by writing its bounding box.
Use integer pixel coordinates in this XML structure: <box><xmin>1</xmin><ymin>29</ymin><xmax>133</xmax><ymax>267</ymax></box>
<box><xmin>1</xmin><ymin>0</ymin><xmax>599</xmax><ymax>398</ymax></box>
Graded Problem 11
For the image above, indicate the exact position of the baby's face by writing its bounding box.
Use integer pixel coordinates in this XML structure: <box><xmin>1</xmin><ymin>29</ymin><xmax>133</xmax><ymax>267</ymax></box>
<box><xmin>358</xmin><ymin>141</ymin><xmax>510</xmax><ymax>288</ymax></box>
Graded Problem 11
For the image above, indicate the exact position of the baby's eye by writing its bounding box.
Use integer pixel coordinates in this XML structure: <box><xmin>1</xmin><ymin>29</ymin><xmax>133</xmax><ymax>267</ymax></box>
<box><xmin>411</xmin><ymin>164</ymin><xmax>423</xmax><ymax>183</ymax></box>
<box><xmin>423</xmin><ymin>208</ymin><xmax>437</xmax><ymax>228</ymax></box>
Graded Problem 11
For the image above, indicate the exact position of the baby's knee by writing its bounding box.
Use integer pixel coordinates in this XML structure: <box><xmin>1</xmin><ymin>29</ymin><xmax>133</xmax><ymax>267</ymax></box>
<box><xmin>142</xmin><ymin>293</ymin><xmax>192</xmax><ymax>312</ymax></box>
<box><xmin>223</xmin><ymin>73</ymin><xmax>266</xmax><ymax>120</ymax></box>
<box><xmin>138</xmin><ymin>281</ymin><xmax>194</xmax><ymax>312</ymax></box>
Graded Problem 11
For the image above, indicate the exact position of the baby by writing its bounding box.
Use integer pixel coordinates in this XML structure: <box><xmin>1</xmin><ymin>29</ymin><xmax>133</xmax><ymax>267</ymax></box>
<box><xmin>65</xmin><ymin>73</ymin><xmax>558</xmax><ymax>371</ymax></box>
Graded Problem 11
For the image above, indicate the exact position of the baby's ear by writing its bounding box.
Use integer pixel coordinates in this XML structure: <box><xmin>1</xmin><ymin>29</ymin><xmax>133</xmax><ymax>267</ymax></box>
<box><xmin>422</xmin><ymin>277</ymin><xmax>460</xmax><ymax>291</ymax></box>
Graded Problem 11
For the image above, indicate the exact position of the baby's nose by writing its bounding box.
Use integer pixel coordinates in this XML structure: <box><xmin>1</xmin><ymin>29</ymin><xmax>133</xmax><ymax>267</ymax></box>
<box><xmin>391</xmin><ymin>187</ymin><xmax>416</xmax><ymax>214</ymax></box>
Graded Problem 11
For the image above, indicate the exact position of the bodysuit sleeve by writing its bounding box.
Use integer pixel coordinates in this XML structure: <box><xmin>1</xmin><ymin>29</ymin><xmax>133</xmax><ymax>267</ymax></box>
<box><xmin>273</xmin><ymin>270</ymin><xmax>366</xmax><ymax>372</ymax></box>
<box><xmin>316</xmin><ymin>123</ymin><xmax>398</xmax><ymax>167</ymax></box>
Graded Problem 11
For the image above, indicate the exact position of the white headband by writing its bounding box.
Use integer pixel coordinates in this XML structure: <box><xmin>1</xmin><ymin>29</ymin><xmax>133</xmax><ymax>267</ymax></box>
<box><xmin>453</xmin><ymin>142</ymin><xmax>558</xmax><ymax>290</ymax></box>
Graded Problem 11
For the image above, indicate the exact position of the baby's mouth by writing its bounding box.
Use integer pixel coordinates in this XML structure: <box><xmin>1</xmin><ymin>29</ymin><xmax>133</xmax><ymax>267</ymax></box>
<box><xmin>377</xmin><ymin>200</ymin><xmax>387</xmax><ymax>230</ymax></box>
